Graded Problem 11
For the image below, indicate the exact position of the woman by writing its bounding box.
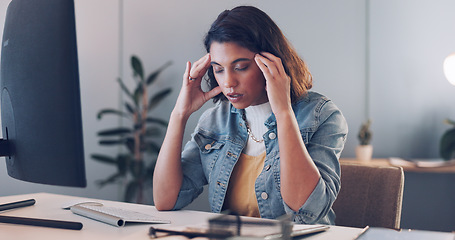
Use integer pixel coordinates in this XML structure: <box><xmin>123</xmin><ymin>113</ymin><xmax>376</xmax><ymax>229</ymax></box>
<box><xmin>153</xmin><ymin>5</ymin><xmax>348</xmax><ymax>225</ymax></box>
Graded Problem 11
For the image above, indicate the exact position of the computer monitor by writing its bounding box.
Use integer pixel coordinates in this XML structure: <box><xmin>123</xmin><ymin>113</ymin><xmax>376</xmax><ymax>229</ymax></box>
<box><xmin>0</xmin><ymin>0</ymin><xmax>86</xmax><ymax>187</ymax></box>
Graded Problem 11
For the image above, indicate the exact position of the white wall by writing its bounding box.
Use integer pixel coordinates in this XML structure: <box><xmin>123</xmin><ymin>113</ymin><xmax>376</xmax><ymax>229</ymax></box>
<box><xmin>369</xmin><ymin>0</ymin><xmax>455</xmax><ymax>158</ymax></box>
<box><xmin>0</xmin><ymin>0</ymin><xmax>454</xmax><ymax>219</ymax></box>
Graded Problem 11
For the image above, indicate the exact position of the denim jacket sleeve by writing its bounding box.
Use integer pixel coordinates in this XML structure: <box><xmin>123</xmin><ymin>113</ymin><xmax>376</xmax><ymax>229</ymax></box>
<box><xmin>171</xmin><ymin>115</ymin><xmax>211</xmax><ymax>210</ymax></box>
<box><xmin>171</xmin><ymin>104</ymin><xmax>227</xmax><ymax>210</ymax></box>
<box><xmin>171</xmin><ymin>138</ymin><xmax>206</xmax><ymax>210</ymax></box>
<box><xmin>283</xmin><ymin>94</ymin><xmax>348</xmax><ymax>224</ymax></box>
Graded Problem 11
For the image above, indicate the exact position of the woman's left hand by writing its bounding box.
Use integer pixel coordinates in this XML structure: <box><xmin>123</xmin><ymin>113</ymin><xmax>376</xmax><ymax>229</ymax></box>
<box><xmin>254</xmin><ymin>52</ymin><xmax>292</xmax><ymax>117</ymax></box>
<box><xmin>256</xmin><ymin>52</ymin><xmax>320</xmax><ymax>211</ymax></box>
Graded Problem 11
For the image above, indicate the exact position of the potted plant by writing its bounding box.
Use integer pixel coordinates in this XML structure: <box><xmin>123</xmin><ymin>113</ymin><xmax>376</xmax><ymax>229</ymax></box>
<box><xmin>440</xmin><ymin>118</ymin><xmax>455</xmax><ymax>160</ymax></box>
<box><xmin>91</xmin><ymin>55</ymin><xmax>172</xmax><ymax>203</ymax></box>
<box><xmin>356</xmin><ymin>119</ymin><xmax>373</xmax><ymax>161</ymax></box>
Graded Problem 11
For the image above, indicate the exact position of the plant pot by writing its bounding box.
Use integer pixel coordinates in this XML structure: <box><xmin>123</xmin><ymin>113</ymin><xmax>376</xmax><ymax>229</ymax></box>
<box><xmin>356</xmin><ymin>145</ymin><xmax>373</xmax><ymax>162</ymax></box>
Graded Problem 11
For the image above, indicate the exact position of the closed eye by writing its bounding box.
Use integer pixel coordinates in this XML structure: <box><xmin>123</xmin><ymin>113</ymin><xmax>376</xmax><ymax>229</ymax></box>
<box><xmin>234</xmin><ymin>65</ymin><xmax>248</xmax><ymax>71</ymax></box>
<box><xmin>213</xmin><ymin>67</ymin><xmax>224</xmax><ymax>74</ymax></box>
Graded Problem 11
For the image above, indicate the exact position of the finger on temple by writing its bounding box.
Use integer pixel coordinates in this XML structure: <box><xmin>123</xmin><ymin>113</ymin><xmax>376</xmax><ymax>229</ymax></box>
<box><xmin>256</xmin><ymin>54</ymin><xmax>279</xmax><ymax>76</ymax></box>
<box><xmin>254</xmin><ymin>55</ymin><xmax>273</xmax><ymax>78</ymax></box>
<box><xmin>190</xmin><ymin>54</ymin><xmax>210</xmax><ymax>79</ymax></box>
<box><xmin>258</xmin><ymin>52</ymin><xmax>285</xmax><ymax>76</ymax></box>
<box><xmin>183</xmin><ymin>61</ymin><xmax>191</xmax><ymax>82</ymax></box>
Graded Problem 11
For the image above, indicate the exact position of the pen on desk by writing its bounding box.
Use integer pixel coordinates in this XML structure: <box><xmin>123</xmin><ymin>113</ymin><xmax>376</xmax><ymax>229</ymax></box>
<box><xmin>0</xmin><ymin>199</ymin><xmax>36</xmax><ymax>212</ymax></box>
<box><xmin>354</xmin><ymin>226</ymin><xmax>370</xmax><ymax>239</ymax></box>
<box><xmin>149</xmin><ymin>227</ymin><xmax>233</xmax><ymax>239</ymax></box>
<box><xmin>0</xmin><ymin>215</ymin><xmax>83</xmax><ymax>230</ymax></box>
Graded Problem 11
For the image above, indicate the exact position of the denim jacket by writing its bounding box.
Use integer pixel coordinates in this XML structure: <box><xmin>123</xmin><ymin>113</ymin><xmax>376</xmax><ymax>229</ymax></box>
<box><xmin>172</xmin><ymin>91</ymin><xmax>348</xmax><ymax>225</ymax></box>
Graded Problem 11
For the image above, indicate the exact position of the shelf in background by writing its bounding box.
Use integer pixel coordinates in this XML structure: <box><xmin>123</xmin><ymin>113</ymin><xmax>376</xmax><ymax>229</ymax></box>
<box><xmin>340</xmin><ymin>158</ymin><xmax>455</xmax><ymax>173</ymax></box>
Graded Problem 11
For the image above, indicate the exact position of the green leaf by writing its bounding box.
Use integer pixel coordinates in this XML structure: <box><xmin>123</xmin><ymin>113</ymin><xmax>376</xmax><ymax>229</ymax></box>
<box><xmin>133</xmin><ymin>83</ymin><xmax>144</xmax><ymax>103</ymax></box>
<box><xmin>99</xmin><ymin>139</ymin><xmax>127</xmax><ymax>145</ymax></box>
<box><xmin>124</xmin><ymin>180</ymin><xmax>139</xmax><ymax>202</ymax></box>
<box><xmin>116</xmin><ymin>154</ymin><xmax>131</xmax><ymax>174</ymax></box>
<box><xmin>125</xmin><ymin>137</ymin><xmax>135</xmax><ymax>154</ymax></box>
<box><xmin>124</xmin><ymin>102</ymin><xmax>136</xmax><ymax>115</ymax></box>
<box><xmin>117</xmin><ymin>78</ymin><xmax>134</xmax><ymax>102</ymax></box>
<box><xmin>145</xmin><ymin>127</ymin><xmax>161</xmax><ymax>137</ymax></box>
<box><xmin>440</xmin><ymin>128</ymin><xmax>455</xmax><ymax>160</ymax></box>
<box><xmin>131</xmin><ymin>55</ymin><xmax>144</xmax><ymax>81</ymax></box>
<box><xmin>97</xmin><ymin>127</ymin><xmax>132</xmax><ymax>136</ymax></box>
<box><xmin>148</xmin><ymin>88</ymin><xmax>172</xmax><ymax>111</ymax></box>
<box><xmin>134</xmin><ymin>121</ymin><xmax>144</xmax><ymax>130</ymax></box>
<box><xmin>143</xmin><ymin>141</ymin><xmax>161</xmax><ymax>154</ymax></box>
<box><xmin>444</xmin><ymin>118</ymin><xmax>455</xmax><ymax>127</ymax></box>
<box><xmin>97</xmin><ymin>109</ymin><xmax>128</xmax><ymax>120</ymax></box>
<box><xmin>95</xmin><ymin>172</ymin><xmax>125</xmax><ymax>188</ymax></box>
<box><xmin>358</xmin><ymin>119</ymin><xmax>372</xmax><ymax>145</ymax></box>
<box><xmin>146</xmin><ymin>117</ymin><xmax>168</xmax><ymax>127</ymax></box>
<box><xmin>91</xmin><ymin>154</ymin><xmax>117</xmax><ymax>164</ymax></box>
<box><xmin>146</xmin><ymin>61</ymin><xmax>172</xmax><ymax>86</ymax></box>
<box><xmin>130</xmin><ymin>161</ymin><xmax>145</xmax><ymax>179</ymax></box>
<box><xmin>105</xmin><ymin>138</ymin><xmax>134</xmax><ymax>153</ymax></box>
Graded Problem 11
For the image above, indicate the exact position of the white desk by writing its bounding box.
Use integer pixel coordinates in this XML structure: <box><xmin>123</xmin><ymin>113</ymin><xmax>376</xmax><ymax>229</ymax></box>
<box><xmin>0</xmin><ymin>193</ymin><xmax>453</xmax><ymax>240</ymax></box>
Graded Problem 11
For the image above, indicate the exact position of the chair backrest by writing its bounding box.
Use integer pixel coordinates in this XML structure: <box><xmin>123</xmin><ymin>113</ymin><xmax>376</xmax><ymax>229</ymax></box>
<box><xmin>332</xmin><ymin>162</ymin><xmax>404</xmax><ymax>229</ymax></box>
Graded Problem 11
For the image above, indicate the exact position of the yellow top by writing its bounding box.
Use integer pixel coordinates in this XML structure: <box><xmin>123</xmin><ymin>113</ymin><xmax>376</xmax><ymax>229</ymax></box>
<box><xmin>223</xmin><ymin>152</ymin><xmax>266</xmax><ymax>217</ymax></box>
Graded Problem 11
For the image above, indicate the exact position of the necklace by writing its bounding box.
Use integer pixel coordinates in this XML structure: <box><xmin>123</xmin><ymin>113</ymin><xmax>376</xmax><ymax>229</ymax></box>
<box><xmin>243</xmin><ymin>113</ymin><xmax>264</xmax><ymax>143</ymax></box>
<box><xmin>246</xmin><ymin>124</ymin><xmax>264</xmax><ymax>143</ymax></box>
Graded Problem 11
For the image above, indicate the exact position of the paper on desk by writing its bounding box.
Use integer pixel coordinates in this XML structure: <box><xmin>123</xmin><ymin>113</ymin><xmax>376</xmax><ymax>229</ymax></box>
<box><xmin>389</xmin><ymin>157</ymin><xmax>455</xmax><ymax>168</ymax></box>
<box><xmin>158</xmin><ymin>222</ymin><xmax>327</xmax><ymax>239</ymax></box>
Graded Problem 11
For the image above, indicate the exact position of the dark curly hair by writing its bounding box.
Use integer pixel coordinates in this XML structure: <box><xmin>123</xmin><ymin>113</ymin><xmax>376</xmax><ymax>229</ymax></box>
<box><xmin>204</xmin><ymin>5</ymin><xmax>312</xmax><ymax>103</ymax></box>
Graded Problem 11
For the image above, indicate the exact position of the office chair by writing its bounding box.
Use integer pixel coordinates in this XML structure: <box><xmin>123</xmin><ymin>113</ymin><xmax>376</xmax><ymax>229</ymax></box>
<box><xmin>332</xmin><ymin>162</ymin><xmax>405</xmax><ymax>229</ymax></box>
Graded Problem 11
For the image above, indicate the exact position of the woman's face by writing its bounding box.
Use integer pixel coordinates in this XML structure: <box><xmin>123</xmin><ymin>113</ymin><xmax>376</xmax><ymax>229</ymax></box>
<box><xmin>209</xmin><ymin>41</ymin><xmax>268</xmax><ymax>109</ymax></box>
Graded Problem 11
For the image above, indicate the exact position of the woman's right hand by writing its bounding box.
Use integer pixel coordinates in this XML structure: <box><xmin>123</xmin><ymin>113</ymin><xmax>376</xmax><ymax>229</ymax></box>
<box><xmin>154</xmin><ymin>54</ymin><xmax>221</xmax><ymax>210</ymax></box>
<box><xmin>173</xmin><ymin>54</ymin><xmax>221</xmax><ymax>119</ymax></box>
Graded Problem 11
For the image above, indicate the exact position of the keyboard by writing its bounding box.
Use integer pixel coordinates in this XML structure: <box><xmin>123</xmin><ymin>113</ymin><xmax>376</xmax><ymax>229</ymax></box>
<box><xmin>70</xmin><ymin>203</ymin><xmax>170</xmax><ymax>227</ymax></box>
